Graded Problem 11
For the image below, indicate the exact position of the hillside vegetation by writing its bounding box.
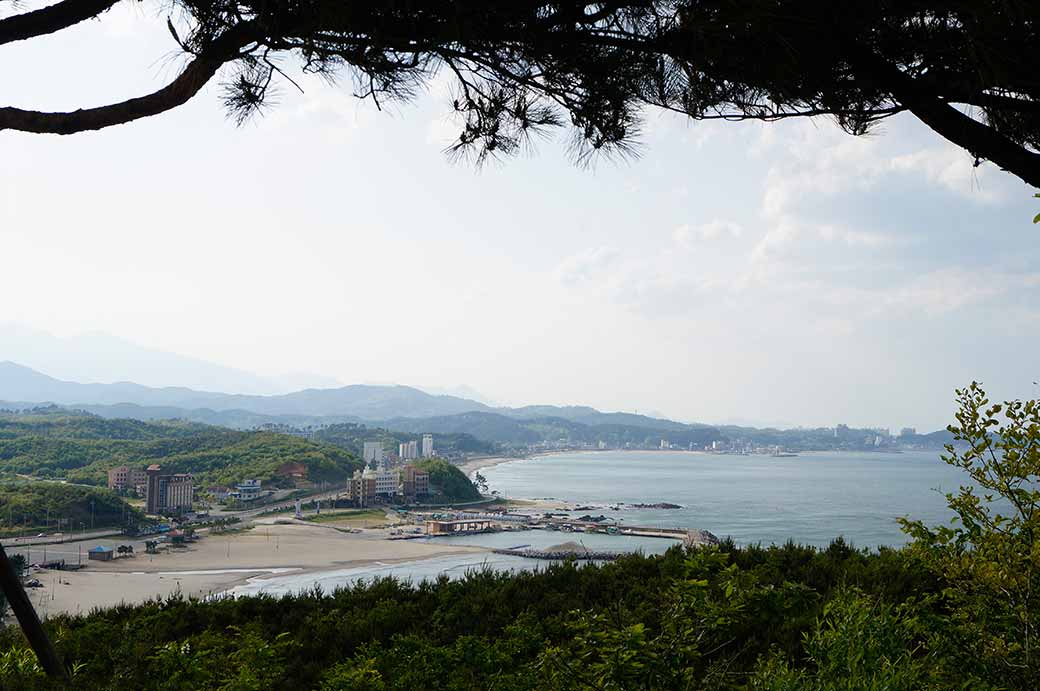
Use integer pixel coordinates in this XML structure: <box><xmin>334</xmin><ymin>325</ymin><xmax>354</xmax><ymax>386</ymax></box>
<box><xmin>0</xmin><ymin>410</ymin><xmax>362</xmax><ymax>488</ymax></box>
<box><xmin>414</xmin><ymin>459</ymin><xmax>482</xmax><ymax>502</ymax></box>
<box><xmin>0</xmin><ymin>482</ymin><xmax>141</xmax><ymax>533</ymax></box>
<box><xmin>309</xmin><ymin>423</ymin><xmax>494</xmax><ymax>457</ymax></box>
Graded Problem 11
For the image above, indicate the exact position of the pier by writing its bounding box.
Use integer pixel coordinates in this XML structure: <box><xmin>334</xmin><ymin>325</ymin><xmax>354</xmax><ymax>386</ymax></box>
<box><xmin>417</xmin><ymin>510</ymin><xmax>718</xmax><ymax>546</ymax></box>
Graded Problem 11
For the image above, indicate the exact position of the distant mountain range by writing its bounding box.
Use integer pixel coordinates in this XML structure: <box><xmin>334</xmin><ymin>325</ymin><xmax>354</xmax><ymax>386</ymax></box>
<box><xmin>0</xmin><ymin>361</ymin><xmax>702</xmax><ymax>430</ymax></box>
<box><xmin>0</xmin><ymin>361</ymin><xmax>950</xmax><ymax>450</ymax></box>
<box><xmin>0</xmin><ymin>324</ymin><xmax>341</xmax><ymax>394</ymax></box>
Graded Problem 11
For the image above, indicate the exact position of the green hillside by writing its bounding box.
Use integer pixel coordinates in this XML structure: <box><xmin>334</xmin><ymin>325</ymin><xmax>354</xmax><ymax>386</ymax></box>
<box><xmin>414</xmin><ymin>459</ymin><xmax>482</xmax><ymax>502</ymax></box>
<box><xmin>310</xmin><ymin>422</ymin><xmax>495</xmax><ymax>457</ymax></box>
<box><xmin>0</xmin><ymin>482</ymin><xmax>141</xmax><ymax>534</ymax></box>
<box><xmin>382</xmin><ymin>412</ymin><xmax>721</xmax><ymax>448</ymax></box>
<box><xmin>0</xmin><ymin>410</ymin><xmax>362</xmax><ymax>488</ymax></box>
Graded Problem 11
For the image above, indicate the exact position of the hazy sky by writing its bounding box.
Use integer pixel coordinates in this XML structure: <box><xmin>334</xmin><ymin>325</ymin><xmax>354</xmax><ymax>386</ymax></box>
<box><xmin>2</xmin><ymin>3</ymin><xmax>1038</xmax><ymax>431</ymax></box>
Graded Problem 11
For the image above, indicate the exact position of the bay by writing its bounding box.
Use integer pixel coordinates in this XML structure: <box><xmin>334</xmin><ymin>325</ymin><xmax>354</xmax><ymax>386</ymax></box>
<box><xmin>228</xmin><ymin>449</ymin><xmax>974</xmax><ymax>597</ymax></box>
<box><xmin>481</xmin><ymin>450</ymin><xmax>971</xmax><ymax>548</ymax></box>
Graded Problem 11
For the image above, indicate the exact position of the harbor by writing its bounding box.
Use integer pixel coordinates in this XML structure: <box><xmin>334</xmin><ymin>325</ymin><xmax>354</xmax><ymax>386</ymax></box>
<box><xmin>410</xmin><ymin>508</ymin><xmax>719</xmax><ymax>547</ymax></box>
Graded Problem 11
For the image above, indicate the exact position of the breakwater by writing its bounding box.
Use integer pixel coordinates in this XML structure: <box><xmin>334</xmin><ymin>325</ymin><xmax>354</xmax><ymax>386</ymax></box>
<box><xmin>492</xmin><ymin>541</ymin><xmax>624</xmax><ymax>561</ymax></box>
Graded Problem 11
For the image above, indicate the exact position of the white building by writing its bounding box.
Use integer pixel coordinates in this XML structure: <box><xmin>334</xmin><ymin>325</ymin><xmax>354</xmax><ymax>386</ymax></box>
<box><xmin>398</xmin><ymin>440</ymin><xmax>420</xmax><ymax>460</ymax></box>
<box><xmin>236</xmin><ymin>479</ymin><xmax>262</xmax><ymax>501</ymax></box>
<box><xmin>364</xmin><ymin>466</ymin><xmax>400</xmax><ymax>497</ymax></box>
<box><xmin>363</xmin><ymin>441</ymin><xmax>384</xmax><ymax>466</ymax></box>
<box><xmin>422</xmin><ymin>434</ymin><xmax>434</xmax><ymax>458</ymax></box>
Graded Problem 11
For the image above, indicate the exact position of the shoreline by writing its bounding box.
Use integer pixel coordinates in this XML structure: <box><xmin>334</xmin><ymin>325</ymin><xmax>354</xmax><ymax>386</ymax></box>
<box><xmin>19</xmin><ymin>522</ymin><xmax>491</xmax><ymax>618</ymax></box>
<box><xmin>459</xmin><ymin>448</ymin><xmax>643</xmax><ymax>479</ymax></box>
<box><xmin>461</xmin><ymin>447</ymin><xmax>912</xmax><ymax>482</ymax></box>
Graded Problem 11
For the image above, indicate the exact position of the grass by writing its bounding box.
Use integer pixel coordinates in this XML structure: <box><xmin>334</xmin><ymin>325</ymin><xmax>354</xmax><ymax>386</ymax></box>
<box><xmin>304</xmin><ymin>509</ymin><xmax>390</xmax><ymax>527</ymax></box>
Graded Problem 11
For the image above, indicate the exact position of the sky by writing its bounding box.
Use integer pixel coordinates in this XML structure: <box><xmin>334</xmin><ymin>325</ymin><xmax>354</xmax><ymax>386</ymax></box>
<box><xmin>1</xmin><ymin>2</ymin><xmax>1038</xmax><ymax>432</ymax></box>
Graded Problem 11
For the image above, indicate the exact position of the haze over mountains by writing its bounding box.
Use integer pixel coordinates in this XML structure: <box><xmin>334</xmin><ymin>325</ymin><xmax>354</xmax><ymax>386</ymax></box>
<box><xmin>0</xmin><ymin>324</ymin><xmax>341</xmax><ymax>395</ymax></box>
<box><xmin>0</xmin><ymin>361</ymin><xmax>953</xmax><ymax>451</ymax></box>
<box><xmin>0</xmin><ymin>360</ymin><xmax>696</xmax><ymax>429</ymax></box>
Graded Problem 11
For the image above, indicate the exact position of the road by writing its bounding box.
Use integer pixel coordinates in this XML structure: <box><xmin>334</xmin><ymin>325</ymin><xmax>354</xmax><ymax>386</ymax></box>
<box><xmin>1</xmin><ymin>528</ymin><xmax>124</xmax><ymax>548</ymax></box>
<box><xmin>211</xmin><ymin>485</ymin><xmax>350</xmax><ymax>520</ymax></box>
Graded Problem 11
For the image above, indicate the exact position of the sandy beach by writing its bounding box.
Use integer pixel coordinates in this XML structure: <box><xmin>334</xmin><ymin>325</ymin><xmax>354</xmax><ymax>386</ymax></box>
<box><xmin>459</xmin><ymin>448</ymin><xmax>628</xmax><ymax>479</ymax></box>
<box><xmin>16</xmin><ymin>521</ymin><xmax>489</xmax><ymax>618</ymax></box>
<box><xmin>458</xmin><ymin>455</ymin><xmax>520</xmax><ymax>477</ymax></box>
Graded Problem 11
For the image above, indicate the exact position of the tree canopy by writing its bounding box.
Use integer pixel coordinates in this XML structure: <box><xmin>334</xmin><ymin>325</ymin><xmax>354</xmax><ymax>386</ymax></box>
<box><xmin>1</xmin><ymin>1</ymin><xmax>1038</xmax><ymax>186</ymax></box>
<box><xmin>0</xmin><ymin>410</ymin><xmax>363</xmax><ymax>488</ymax></box>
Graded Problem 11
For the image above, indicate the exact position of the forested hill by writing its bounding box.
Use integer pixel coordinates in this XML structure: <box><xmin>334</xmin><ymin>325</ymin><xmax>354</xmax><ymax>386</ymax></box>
<box><xmin>0</xmin><ymin>482</ymin><xmax>141</xmax><ymax>533</ymax></box>
<box><xmin>382</xmin><ymin>412</ymin><xmax>721</xmax><ymax>448</ymax></box>
<box><xmin>308</xmin><ymin>422</ymin><xmax>495</xmax><ymax>457</ymax></box>
<box><xmin>0</xmin><ymin>409</ymin><xmax>362</xmax><ymax>488</ymax></box>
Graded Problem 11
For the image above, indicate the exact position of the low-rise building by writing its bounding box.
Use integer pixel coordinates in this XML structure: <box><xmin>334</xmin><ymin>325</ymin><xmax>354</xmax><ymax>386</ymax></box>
<box><xmin>236</xmin><ymin>479</ymin><xmax>263</xmax><ymax>501</ymax></box>
<box><xmin>348</xmin><ymin>470</ymin><xmax>378</xmax><ymax>507</ymax></box>
<box><xmin>87</xmin><ymin>546</ymin><xmax>114</xmax><ymax>561</ymax></box>
<box><xmin>372</xmin><ymin>468</ymin><xmax>398</xmax><ymax>497</ymax></box>
<box><xmin>348</xmin><ymin>464</ymin><xmax>431</xmax><ymax>505</ymax></box>
<box><xmin>401</xmin><ymin>465</ymin><xmax>430</xmax><ymax>499</ymax></box>
<box><xmin>107</xmin><ymin>465</ymin><xmax>148</xmax><ymax>494</ymax></box>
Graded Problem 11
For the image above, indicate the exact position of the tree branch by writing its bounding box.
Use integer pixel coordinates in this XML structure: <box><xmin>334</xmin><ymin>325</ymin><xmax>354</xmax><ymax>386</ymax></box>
<box><xmin>0</xmin><ymin>21</ymin><xmax>258</xmax><ymax>134</ymax></box>
<box><xmin>854</xmin><ymin>51</ymin><xmax>1040</xmax><ymax>189</ymax></box>
<box><xmin>0</xmin><ymin>0</ymin><xmax>120</xmax><ymax>46</ymax></box>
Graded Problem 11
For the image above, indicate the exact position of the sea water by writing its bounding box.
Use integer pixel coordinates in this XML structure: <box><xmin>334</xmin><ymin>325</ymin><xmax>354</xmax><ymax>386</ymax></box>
<box><xmin>482</xmin><ymin>450</ymin><xmax>972</xmax><ymax>548</ymax></box>
<box><xmin>230</xmin><ymin>450</ymin><xmax>978</xmax><ymax>596</ymax></box>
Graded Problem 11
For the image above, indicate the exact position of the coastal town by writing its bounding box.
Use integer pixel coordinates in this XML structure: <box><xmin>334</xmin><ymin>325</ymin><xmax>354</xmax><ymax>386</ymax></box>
<box><xmin>4</xmin><ymin>449</ymin><xmax>717</xmax><ymax>619</ymax></box>
<box><xmin>0</xmin><ymin>407</ymin><xmax>955</xmax><ymax>622</ymax></box>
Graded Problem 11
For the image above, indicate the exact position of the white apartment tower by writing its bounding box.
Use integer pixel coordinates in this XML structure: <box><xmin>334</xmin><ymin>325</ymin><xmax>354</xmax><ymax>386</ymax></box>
<box><xmin>362</xmin><ymin>441</ymin><xmax>384</xmax><ymax>466</ymax></box>
<box><xmin>422</xmin><ymin>434</ymin><xmax>434</xmax><ymax>458</ymax></box>
<box><xmin>398</xmin><ymin>440</ymin><xmax>421</xmax><ymax>460</ymax></box>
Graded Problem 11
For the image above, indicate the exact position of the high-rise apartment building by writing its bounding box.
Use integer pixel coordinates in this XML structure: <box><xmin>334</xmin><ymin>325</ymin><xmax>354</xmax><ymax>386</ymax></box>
<box><xmin>362</xmin><ymin>441</ymin><xmax>384</xmax><ymax>466</ymax></box>
<box><xmin>422</xmin><ymin>434</ymin><xmax>434</xmax><ymax>458</ymax></box>
<box><xmin>145</xmin><ymin>464</ymin><xmax>194</xmax><ymax>514</ymax></box>
<box><xmin>399</xmin><ymin>440</ymin><xmax>421</xmax><ymax>460</ymax></box>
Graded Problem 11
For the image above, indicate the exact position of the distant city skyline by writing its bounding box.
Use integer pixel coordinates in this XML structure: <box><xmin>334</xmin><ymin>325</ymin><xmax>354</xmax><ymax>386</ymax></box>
<box><xmin>2</xmin><ymin>3</ymin><xmax>1036</xmax><ymax>434</ymax></box>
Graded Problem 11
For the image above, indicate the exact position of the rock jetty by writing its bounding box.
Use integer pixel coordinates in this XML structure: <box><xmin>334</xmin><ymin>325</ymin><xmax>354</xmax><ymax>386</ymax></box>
<box><xmin>684</xmin><ymin>529</ymin><xmax>720</xmax><ymax>547</ymax></box>
<box><xmin>628</xmin><ymin>502</ymin><xmax>682</xmax><ymax>509</ymax></box>
<box><xmin>493</xmin><ymin>541</ymin><xmax>623</xmax><ymax>561</ymax></box>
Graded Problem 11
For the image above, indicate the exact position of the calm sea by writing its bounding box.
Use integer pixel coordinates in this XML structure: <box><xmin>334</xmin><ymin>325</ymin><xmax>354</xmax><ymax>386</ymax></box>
<box><xmin>481</xmin><ymin>450</ymin><xmax>971</xmax><ymax>548</ymax></box>
<box><xmin>228</xmin><ymin>449</ymin><xmax>974</xmax><ymax>597</ymax></box>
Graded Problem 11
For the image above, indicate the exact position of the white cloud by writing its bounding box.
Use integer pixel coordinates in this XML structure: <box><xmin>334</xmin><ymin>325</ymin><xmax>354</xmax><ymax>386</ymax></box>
<box><xmin>554</xmin><ymin>246</ymin><xmax>622</xmax><ymax>286</ymax></box>
<box><xmin>674</xmin><ymin>219</ymin><xmax>743</xmax><ymax>247</ymax></box>
<box><xmin>883</xmin><ymin>268</ymin><xmax>1039</xmax><ymax>316</ymax></box>
<box><xmin>890</xmin><ymin>146</ymin><xmax>1006</xmax><ymax>203</ymax></box>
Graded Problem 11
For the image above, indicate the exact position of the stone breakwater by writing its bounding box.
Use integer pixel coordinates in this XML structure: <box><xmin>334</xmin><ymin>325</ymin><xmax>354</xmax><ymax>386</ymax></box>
<box><xmin>492</xmin><ymin>532</ymin><xmax>721</xmax><ymax>561</ymax></box>
<box><xmin>493</xmin><ymin>541</ymin><xmax>624</xmax><ymax>561</ymax></box>
<box><xmin>493</xmin><ymin>547</ymin><xmax>624</xmax><ymax>561</ymax></box>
